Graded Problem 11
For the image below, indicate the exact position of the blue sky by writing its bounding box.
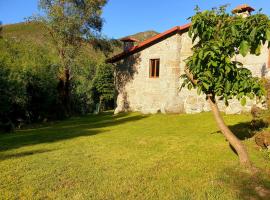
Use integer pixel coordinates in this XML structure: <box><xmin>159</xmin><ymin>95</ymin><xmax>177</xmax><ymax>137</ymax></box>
<box><xmin>0</xmin><ymin>0</ymin><xmax>270</xmax><ymax>38</ymax></box>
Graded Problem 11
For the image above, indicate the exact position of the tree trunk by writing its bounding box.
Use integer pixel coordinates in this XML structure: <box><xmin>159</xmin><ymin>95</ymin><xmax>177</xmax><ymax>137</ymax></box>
<box><xmin>207</xmin><ymin>96</ymin><xmax>251</xmax><ymax>167</ymax></box>
<box><xmin>97</xmin><ymin>96</ymin><xmax>102</xmax><ymax>114</ymax></box>
<box><xmin>64</xmin><ymin>68</ymin><xmax>71</xmax><ymax>116</ymax></box>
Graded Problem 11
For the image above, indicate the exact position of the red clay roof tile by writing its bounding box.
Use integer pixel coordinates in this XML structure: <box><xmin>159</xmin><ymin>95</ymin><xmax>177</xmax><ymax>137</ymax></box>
<box><xmin>232</xmin><ymin>4</ymin><xmax>255</xmax><ymax>14</ymax></box>
<box><xmin>107</xmin><ymin>23</ymin><xmax>191</xmax><ymax>63</ymax></box>
<box><xmin>120</xmin><ymin>37</ymin><xmax>139</xmax><ymax>42</ymax></box>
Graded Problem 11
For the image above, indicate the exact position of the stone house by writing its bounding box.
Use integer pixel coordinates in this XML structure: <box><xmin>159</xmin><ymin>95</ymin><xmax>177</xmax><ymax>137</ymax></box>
<box><xmin>107</xmin><ymin>5</ymin><xmax>270</xmax><ymax>114</ymax></box>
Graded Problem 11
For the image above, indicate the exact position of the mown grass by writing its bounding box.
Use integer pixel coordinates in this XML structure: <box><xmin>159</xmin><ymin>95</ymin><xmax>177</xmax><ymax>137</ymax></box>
<box><xmin>0</xmin><ymin>112</ymin><xmax>270</xmax><ymax>200</ymax></box>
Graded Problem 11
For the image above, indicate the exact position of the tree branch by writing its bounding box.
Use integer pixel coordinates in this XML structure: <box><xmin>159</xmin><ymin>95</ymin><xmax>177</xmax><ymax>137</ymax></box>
<box><xmin>184</xmin><ymin>66</ymin><xmax>198</xmax><ymax>85</ymax></box>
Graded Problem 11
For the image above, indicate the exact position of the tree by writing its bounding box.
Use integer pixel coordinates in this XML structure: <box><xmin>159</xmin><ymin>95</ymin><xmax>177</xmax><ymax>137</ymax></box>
<box><xmin>37</xmin><ymin>0</ymin><xmax>107</xmax><ymax>116</ymax></box>
<box><xmin>0</xmin><ymin>36</ymin><xmax>58</xmax><ymax>129</ymax></box>
<box><xmin>181</xmin><ymin>6</ymin><xmax>270</xmax><ymax>167</ymax></box>
<box><xmin>92</xmin><ymin>63</ymin><xmax>115</xmax><ymax>113</ymax></box>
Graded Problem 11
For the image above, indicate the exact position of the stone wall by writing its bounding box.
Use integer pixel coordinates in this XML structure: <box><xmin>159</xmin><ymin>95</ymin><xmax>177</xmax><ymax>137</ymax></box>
<box><xmin>114</xmin><ymin>31</ymin><xmax>269</xmax><ymax>114</ymax></box>
<box><xmin>178</xmin><ymin>32</ymin><xmax>269</xmax><ymax>114</ymax></box>
<box><xmin>235</xmin><ymin>44</ymin><xmax>269</xmax><ymax>77</ymax></box>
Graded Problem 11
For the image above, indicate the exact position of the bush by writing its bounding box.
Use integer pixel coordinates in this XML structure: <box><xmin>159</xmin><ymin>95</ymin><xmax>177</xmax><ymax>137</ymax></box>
<box><xmin>250</xmin><ymin>106</ymin><xmax>269</xmax><ymax>131</ymax></box>
<box><xmin>0</xmin><ymin>30</ymin><xmax>117</xmax><ymax>131</ymax></box>
<box><xmin>92</xmin><ymin>63</ymin><xmax>115</xmax><ymax>112</ymax></box>
<box><xmin>0</xmin><ymin>37</ymin><xmax>59</xmax><ymax>128</ymax></box>
<box><xmin>255</xmin><ymin>131</ymin><xmax>270</xmax><ymax>149</ymax></box>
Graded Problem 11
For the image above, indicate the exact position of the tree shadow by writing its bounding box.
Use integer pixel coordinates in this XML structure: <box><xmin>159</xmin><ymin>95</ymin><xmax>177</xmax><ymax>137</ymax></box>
<box><xmin>0</xmin><ymin>112</ymin><xmax>148</xmax><ymax>152</ymax></box>
<box><xmin>212</xmin><ymin>122</ymin><xmax>260</xmax><ymax>156</ymax></box>
<box><xmin>228</xmin><ymin>122</ymin><xmax>256</xmax><ymax>140</ymax></box>
<box><xmin>115</xmin><ymin>53</ymin><xmax>141</xmax><ymax>112</ymax></box>
<box><xmin>0</xmin><ymin>149</ymin><xmax>54</xmax><ymax>161</ymax></box>
<box><xmin>220</xmin><ymin>167</ymin><xmax>270</xmax><ymax>200</ymax></box>
<box><xmin>211</xmin><ymin>122</ymin><xmax>256</xmax><ymax>140</ymax></box>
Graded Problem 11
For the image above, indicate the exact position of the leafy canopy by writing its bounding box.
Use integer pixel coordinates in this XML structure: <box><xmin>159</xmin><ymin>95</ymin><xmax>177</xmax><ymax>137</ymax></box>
<box><xmin>93</xmin><ymin>63</ymin><xmax>115</xmax><ymax>102</ymax></box>
<box><xmin>181</xmin><ymin>6</ymin><xmax>270</xmax><ymax>106</ymax></box>
<box><xmin>37</xmin><ymin>0</ymin><xmax>107</xmax><ymax>74</ymax></box>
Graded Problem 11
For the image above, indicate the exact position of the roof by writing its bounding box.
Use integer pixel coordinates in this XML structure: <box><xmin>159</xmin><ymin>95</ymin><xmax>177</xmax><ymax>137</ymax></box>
<box><xmin>232</xmin><ymin>4</ymin><xmax>255</xmax><ymax>14</ymax></box>
<box><xmin>120</xmin><ymin>37</ymin><xmax>139</xmax><ymax>42</ymax></box>
<box><xmin>107</xmin><ymin>23</ymin><xmax>191</xmax><ymax>63</ymax></box>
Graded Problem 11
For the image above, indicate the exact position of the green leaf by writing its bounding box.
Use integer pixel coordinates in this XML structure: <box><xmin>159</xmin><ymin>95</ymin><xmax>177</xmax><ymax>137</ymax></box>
<box><xmin>197</xmin><ymin>87</ymin><xmax>202</xmax><ymax>95</ymax></box>
<box><xmin>204</xmin><ymin>71</ymin><xmax>212</xmax><ymax>78</ymax></box>
<box><xmin>240</xmin><ymin>97</ymin><xmax>246</xmax><ymax>106</ymax></box>
<box><xmin>225</xmin><ymin>65</ymin><xmax>231</xmax><ymax>73</ymax></box>
<box><xmin>231</xmin><ymin>25</ymin><xmax>237</xmax><ymax>36</ymax></box>
<box><xmin>187</xmin><ymin>83</ymin><xmax>193</xmax><ymax>90</ymax></box>
<box><xmin>266</xmin><ymin>29</ymin><xmax>270</xmax><ymax>41</ymax></box>
<box><xmin>212</xmin><ymin>61</ymin><xmax>218</xmax><ymax>67</ymax></box>
<box><xmin>239</xmin><ymin>41</ymin><xmax>250</xmax><ymax>57</ymax></box>
<box><xmin>202</xmin><ymin>82</ymin><xmax>209</xmax><ymax>90</ymax></box>
<box><xmin>225</xmin><ymin>81</ymin><xmax>231</xmax><ymax>92</ymax></box>
<box><xmin>255</xmin><ymin>44</ymin><xmax>261</xmax><ymax>56</ymax></box>
<box><xmin>247</xmin><ymin>93</ymin><xmax>255</xmax><ymax>99</ymax></box>
<box><xmin>250</xmin><ymin>28</ymin><xmax>257</xmax><ymax>41</ymax></box>
<box><xmin>225</xmin><ymin>57</ymin><xmax>231</xmax><ymax>64</ymax></box>
<box><xmin>188</xmin><ymin>29</ymin><xmax>192</xmax><ymax>38</ymax></box>
<box><xmin>199</xmin><ymin>51</ymin><xmax>204</xmax><ymax>59</ymax></box>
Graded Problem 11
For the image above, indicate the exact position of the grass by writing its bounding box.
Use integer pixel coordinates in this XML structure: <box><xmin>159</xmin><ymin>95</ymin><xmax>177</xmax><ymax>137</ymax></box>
<box><xmin>0</xmin><ymin>112</ymin><xmax>270</xmax><ymax>199</ymax></box>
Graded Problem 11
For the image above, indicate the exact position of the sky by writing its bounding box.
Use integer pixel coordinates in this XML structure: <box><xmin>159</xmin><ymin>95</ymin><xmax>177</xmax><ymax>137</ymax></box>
<box><xmin>0</xmin><ymin>0</ymin><xmax>270</xmax><ymax>39</ymax></box>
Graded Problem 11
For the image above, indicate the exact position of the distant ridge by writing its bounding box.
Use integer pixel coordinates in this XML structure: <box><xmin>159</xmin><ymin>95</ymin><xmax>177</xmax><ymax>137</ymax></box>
<box><xmin>2</xmin><ymin>22</ymin><xmax>46</xmax><ymax>44</ymax></box>
<box><xmin>124</xmin><ymin>30</ymin><xmax>159</xmax><ymax>42</ymax></box>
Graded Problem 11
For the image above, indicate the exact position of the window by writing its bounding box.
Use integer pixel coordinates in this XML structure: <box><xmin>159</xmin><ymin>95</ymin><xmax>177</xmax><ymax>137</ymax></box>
<box><xmin>149</xmin><ymin>59</ymin><xmax>160</xmax><ymax>78</ymax></box>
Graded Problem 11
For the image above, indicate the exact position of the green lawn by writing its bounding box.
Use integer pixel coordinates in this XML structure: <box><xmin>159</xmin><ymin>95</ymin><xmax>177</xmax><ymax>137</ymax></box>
<box><xmin>0</xmin><ymin>112</ymin><xmax>270</xmax><ymax>200</ymax></box>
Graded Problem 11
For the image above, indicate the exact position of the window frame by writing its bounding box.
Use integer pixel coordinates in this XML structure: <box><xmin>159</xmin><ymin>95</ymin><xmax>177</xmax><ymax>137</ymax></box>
<box><xmin>149</xmin><ymin>58</ymin><xmax>160</xmax><ymax>78</ymax></box>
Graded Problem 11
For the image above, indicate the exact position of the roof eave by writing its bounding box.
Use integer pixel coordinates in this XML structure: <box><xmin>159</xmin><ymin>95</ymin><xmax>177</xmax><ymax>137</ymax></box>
<box><xmin>106</xmin><ymin>23</ymin><xmax>191</xmax><ymax>63</ymax></box>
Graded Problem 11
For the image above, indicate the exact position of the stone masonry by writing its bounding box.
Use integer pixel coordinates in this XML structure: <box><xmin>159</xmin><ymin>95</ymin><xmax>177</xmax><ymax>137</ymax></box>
<box><xmin>114</xmin><ymin>31</ymin><xmax>270</xmax><ymax>114</ymax></box>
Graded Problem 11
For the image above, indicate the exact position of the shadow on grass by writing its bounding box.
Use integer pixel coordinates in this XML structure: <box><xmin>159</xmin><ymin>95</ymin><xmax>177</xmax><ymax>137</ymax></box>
<box><xmin>0</xmin><ymin>112</ymin><xmax>148</xmax><ymax>152</ymax></box>
<box><xmin>212</xmin><ymin>122</ymin><xmax>258</xmax><ymax>156</ymax></box>
<box><xmin>0</xmin><ymin>149</ymin><xmax>54</xmax><ymax>161</ymax></box>
<box><xmin>228</xmin><ymin>122</ymin><xmax>259</xmax><ymax>140</ymax></box>
<box><xmin>211</xmin><ymin>122</ymin><xmax>257</xmax><ymax>140</ymax></box>
<box><xmin>220</xmin><ymin>167</ymin><xmax>270</xmax><ymax>200</ymax></box>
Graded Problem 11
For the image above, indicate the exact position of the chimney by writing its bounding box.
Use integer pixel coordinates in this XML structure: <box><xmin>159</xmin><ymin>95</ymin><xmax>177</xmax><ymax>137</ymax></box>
<box><xmin>120</xmin><ymin>37</ymin><xmax>139</xmax><ymax>52</ymax></box>
<box><xmin>232</xmin><ymin>4</ymin><xmax>255</xmax><ymax>17</ymax></box>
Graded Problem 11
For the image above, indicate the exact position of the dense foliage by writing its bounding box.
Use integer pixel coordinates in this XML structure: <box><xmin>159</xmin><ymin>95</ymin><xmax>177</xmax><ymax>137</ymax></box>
<box><xmin>181</xmin><ymin>6</ymin><xmax>270</xmax><ymax>166</ymax></box>
<box><xmin>34</xmin><ymin>0</ymin><xmax>108</xmax><ymax>116</ymax></box>
<box><xmin>182</xmin><ymin>6</ymin><xmax>270</xmax><ymax>105</ymax></box>
<box><xmin>0</xmin><ymin>37</ymin><xmax>58</xmax><ymax>130</ymax></box>
<box><xmin>92</xmin><ymin>63</ymin><xmax>115</xmax><ymax>112</ymax></box>
<box><xmin>0</xmin><ymin>22</ymin><xmax>116</xmax><ymax>131</ymax></box>
<box><xmin>0</xmin><ymin>36</ymin><xmax>116</xmax><ymax>131</ymax></box>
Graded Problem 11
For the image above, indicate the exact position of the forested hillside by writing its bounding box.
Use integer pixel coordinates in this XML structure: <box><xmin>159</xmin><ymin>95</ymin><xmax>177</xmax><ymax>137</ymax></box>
<box><xmin>0</xmin><ymin>17</ymin><xmax>119</xmax><ymax>131</ymax></box>
<box><xmin>3</xmin><ymin>22</ymin><xmax>158</xmax><ymax>60</ymax></box>
<box><xmin>127</xmin><ymin>30</ymin><xmax>159</xmax><ymax>42</ymax></box>
<box><xmin>2</xmin><ymin>22</ymin><xmax>116</xmax><ymax>62</ymax></box>
<box><xmin>0</xmin><ymin>19</ymin><xmax>158</xmax><ymax>131</ymax></box>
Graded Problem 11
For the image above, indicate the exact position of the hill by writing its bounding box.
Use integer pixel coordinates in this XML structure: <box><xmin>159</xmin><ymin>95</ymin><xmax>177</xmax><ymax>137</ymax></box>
<box><xmin>2</xmin><ymin>22</ymin><xmax>117</xmax><ymax>62</ymax></box>
<box><xmin>126</xmin><ymin>30</ymin><xmax>159</xmax><ymax>42</ymax></box>
<box><xmin>3</xmin><ymin>22</ymin><xmax>159</xmax><ymax>55</ymax></box>
<box><xmin>3</xmin><ymin>22</ymin><xmax>47</xmax><ymax>45</ymax></box>
<box><xmin>2</xmin><ymin>22</ymin><xmax>159</xmax><ymax>60</ymax></box>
